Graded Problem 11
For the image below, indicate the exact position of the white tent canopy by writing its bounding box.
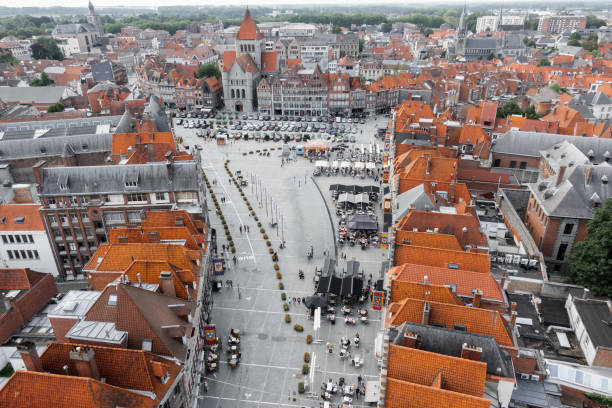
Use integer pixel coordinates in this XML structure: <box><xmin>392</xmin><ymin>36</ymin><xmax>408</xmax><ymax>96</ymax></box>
<box><xmin>354</xmin><ymin>162</ymin><xmax>365</xmax><ymax>170</ymax></box>
<box><xmin>340</xmin><ymin>161</ymin><xmax>352</xmax><ymax>169</ymax></box>
<box><xmin>366</xmin><ymin>162</ymin><xmax>376</xmax><ymax>170</ymax></box>
<box><xmin>332</xmin><ymin>161</ymin><xmax>339</xmax><ymax>169</ymax></box>
<box><xmin>315</xmin><ymin>160</ymin><xmax>329</xmax><ymax>168</ymax></box>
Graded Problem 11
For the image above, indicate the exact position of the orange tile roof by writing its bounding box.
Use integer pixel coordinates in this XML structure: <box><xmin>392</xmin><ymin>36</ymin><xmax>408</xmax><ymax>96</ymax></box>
<box><xmin>0</xmin><ymin>371</ymin><xmax>156</xmax><ymax>408</ymax></box>
<box><xmin>235</xmin><ymin>8</ymin><xmax>263</xmax><ymax>40</ymax></box>
<box><xmin>394</xmin><ymin>245</ymin><xmax>490</xmax><ymax>273</ymax></box>
<box><xmin>389</xmin><ymin>281</ymin><xmax>462</xmax><ymax>304</ymax></box>
<box><xmin>111</xmin><ymin>132</ymin><xmax>176</xmax><ymax>156</ymax></box>
<box><xmin>222</xmin><ymin>51</ymin><xmax>236</xmax><ymax>72</ymax></box>
<box><xmin>398</xmin><ymin>156</ymin><xmax>458</xmax><ymax>184</ymax></box>
<box><xmin>388</xmin><ymin>298</ymin><xmax>513</xmax><ymax>347</ymax></box>
<box><xmin>286</xmin><ymin>58</ymin><xmax>302</xmax><ymax>68</ymax></box>
<box><xmin>385</xmin><ymin>378</ymin><xmax>490</xmax><ymax>408</ymax></box>
<box><xmin>388</xmin><ymin>263</ymin><xmax>505</xmax><ymax>304</ymax></box>
<box><xmin>108</xmin><ymin>226</ymin><xmax>205</xmax><ymax>251</ymax></box>
<box><xmin>0</xmin><ymin>204</ymin><xmax>44</xmax><ymax>231</ymax></box>
<box><xmin>122</xmin><ymin>260</ymin><xmax>196</xmax><ymax>300</ymax></box>
<box><xmin>84</xmin><ymin>243</ymin><xmax>201</xmax><ymax>273</ymax></box>
<box><xmin>0</xmin><ymin>268</ymin><xmax>45</xmax><ymax>289</ymax></box>
<box><xmin>39</xmin><ymin>342</ymin><xmax>180</xmax><ymax>404</ymax></box>
<box><xmin>396</xmin><ymin>211</ymin><xmax>488</xmax><ymax>248</ymax></box>
<box><xmin>261</xmin><ymin>51</ymin><xmax>278</xmax><ymax>72</ymax></box>
<box><xmin>236</xmin><ymin>53</ymin><xmax>259</xmax><ymax>74</ymax></box>
<box><xmin>395</xmin><ymin>230</ymin><xmax>463</xmax><ymax>251</ymax></box>
<box><xmin>388</xmin><ymin>344</ymin><xmax>487</xmax><ymax>396</ymax></box>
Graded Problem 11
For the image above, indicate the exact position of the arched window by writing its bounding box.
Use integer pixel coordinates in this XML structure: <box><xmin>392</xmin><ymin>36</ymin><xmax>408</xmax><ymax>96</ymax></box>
<box><xmin>231</xmin><ymin>89</ymin><xmax>235</xmax><ymax>99</ymax></box>
<box><xmin>241</xmin><ymin>89</ymin><xmax>246</xmax><ymax>99</ymax></box>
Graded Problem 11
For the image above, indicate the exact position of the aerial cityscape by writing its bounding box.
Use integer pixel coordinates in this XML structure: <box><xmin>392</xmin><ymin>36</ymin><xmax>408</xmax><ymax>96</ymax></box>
<box><xmin>0</xmin><ymin>1</ymin><xmax>611</xmax><ymax>407</ymax></box>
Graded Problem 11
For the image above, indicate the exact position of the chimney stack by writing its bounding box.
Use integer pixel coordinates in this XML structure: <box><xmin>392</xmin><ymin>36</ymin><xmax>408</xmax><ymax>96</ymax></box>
<box><xmin>460</xmin><ymin>343</ymin><xmax>483</xmax><ymax>361</ymax></box>
<box><xmin>403</xmin><ymin>331</ymin><xmax>421</xmax><ymax>349</ymax></box>
<box><xmin>473</xmin><ymin>289</ymin><xmax>483</xmax><ymax>308</ymax></box>
<box><xmin>585</xmin><ymin>166</ymin><xmax>593</xmax><ymax>185</ymax></box>
<box><xmin>555</xmin><ymin>165</ymin><xmax>566</xmax><ymax>186</ymax></box>
<box><xmin>500</xmin><ymin>272</ymin><xmax>507</xmax><ymax>289</ymax></box>
<box><xmin>69</xmin><ymin>346</ymin><xmax>100</xmax><ymax>380</ymax></box>
<box><xmin>510</xmin><ymin>301</ymin><xmax>517</xmax><ymax>314</ymax></box>
<box><xmin>18</xmin><ymin>341</ymin><xmax>43</xmax><ymax>372</ymax></box>
<box><xmin>421</xmin><ymin>301</ymin><xmax>431</xmax><ymax>325</ymax></box>
<box><xmin>32</xmin><ymin>160</ymin><xmax>47</xmax><ymax>185</ymax></box>
<box><xmin>510</xmin><ymin>311</ymin><xmax>518</xmax><ymax>328</ymax></box>
<box><xmin>160</xmin><ymin>271</ymin><xmax>176</xmax><ymax>297</ymax></box>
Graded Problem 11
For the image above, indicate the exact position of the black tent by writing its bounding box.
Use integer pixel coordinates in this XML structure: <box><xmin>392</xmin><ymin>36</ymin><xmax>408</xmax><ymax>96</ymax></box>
<box><xmin>340</xmin><ymin>277</ymin><xmax>363</xmax><ymax>298</ymax></box>
<box><xmin>346</xmin><ymin>260</ymin><xmax>360</xmax><ymax>277</ymax></box>
<box><xmin>348</xmin><ymin>214</ymin><xmax>378</xmax><ymax>230</ymax></box>
<box><xmin>328</xmin><ymin>276</ymin><xmax>342</xmax><ymax>296</ymax></box>
<box><xmin>304</xmin><ymin>295</ymin><xmax>328</xmax><ymax>309</ymax></box>
<box><xmin>316</xmin><ymin>276</ymin><xmax>331</xmax><ymax>294</ymax></box>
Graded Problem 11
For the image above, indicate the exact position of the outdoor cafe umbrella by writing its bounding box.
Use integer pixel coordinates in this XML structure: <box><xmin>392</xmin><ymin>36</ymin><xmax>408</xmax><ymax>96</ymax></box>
<box><xmin>348</xmin><ymin>214</ymin><xmax>377</xmax><ymax>230</ymax></box>
<box><xmin>304</xmin><ymin>295</ymin><xmax>328</xmax><ymax>309</ymax></box>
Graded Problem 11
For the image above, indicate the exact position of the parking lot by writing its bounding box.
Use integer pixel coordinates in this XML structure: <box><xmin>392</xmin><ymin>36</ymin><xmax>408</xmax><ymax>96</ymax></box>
<box><xmin>172</xmin><ymin>111</ymin><xmax>388</xmax><ymax>147</ymax></box>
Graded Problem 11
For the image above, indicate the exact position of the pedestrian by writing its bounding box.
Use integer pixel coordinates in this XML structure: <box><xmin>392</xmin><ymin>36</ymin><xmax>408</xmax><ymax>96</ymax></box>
<box><xmin>232</xmin><ymin>255</ymin><xmax>236</xmax><ymax>265</ymax></box>
<box><xmin>239</xmin><ymin>225</ymin><xmax>243</xmax><ymax>234</ymax></box>
<box><xmin>222</xmin><ymin>244</ymin><xmax>226</xmax><ymax>252</ymax></box>
<box><xmin>288</xmin><ymin>297</ymin><xmax>292</xmax><ymax>305</ymax></box>
<box><xmin>225</xmin><ymin>279</ymin><xmax>229</xmax><ymax>287</ymax></box>
<box><xmin>292</xmin><ymin>297</ymin><xmax>296</xmax><ymax>303</ymax></box>
<box><xmin>247</xmin><ymin>225</ymin><xmax>250</xmax><ymax>232</ymax></box>
<box><xmin>355</xmin><ymin>388</ymin><xmax>359</xmax><ymax>399</ymax></box>
<box><xmin>229</xmin><ymin>280</ymin><xmax>233</xmax><ymax>288</ymax></box>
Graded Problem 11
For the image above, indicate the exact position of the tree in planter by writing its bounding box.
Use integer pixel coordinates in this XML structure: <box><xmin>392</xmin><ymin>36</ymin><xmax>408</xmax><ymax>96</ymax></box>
<box><xmin>281</xmin><ymin>292</ymin><xmax>287</xmax><ymax>301</ymax></box>
<box><xmin>569</xmin><ymin>198</ymin><xmax>612</xmax><ymax>297</ymax></box>
<box><xmin>285</xmin><ymin>314</ymin><xmax>291</xmax><ymax>323</ymax></box>
<box><xmin>306</xmin><ymin>334</ymin><xmax>313</xmax><ymax>344</ymax></box>
<box><xmin>302</xmin><ymin>364</ymin><xmax>309</xmax><ymax>375</ymax></box>
<box><xmin>304</xmin><ymin>352</ymin><xmax>310</xmax><ymax>363</ymax></box>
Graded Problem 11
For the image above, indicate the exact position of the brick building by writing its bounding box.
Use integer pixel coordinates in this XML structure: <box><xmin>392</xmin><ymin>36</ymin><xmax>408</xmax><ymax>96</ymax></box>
<box><xmin>0</xmin><ymin>268</ymin><xmax>57</xmax><ymax>345</ymax></box>
<box><xmin>538</xmin><ymin>16</ymin><xmax>587</xmax><ymax>34</ymax></box>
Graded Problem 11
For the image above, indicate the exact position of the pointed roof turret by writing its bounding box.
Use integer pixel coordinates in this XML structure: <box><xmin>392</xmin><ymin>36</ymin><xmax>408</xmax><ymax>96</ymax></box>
<box><xmin>236</xmin><ymin>8</ymin><xmax>263</xmax><ymax>40</ymax></box>
<box><xmin>457</xmin><ymin>2</ymin><xmax>468</xmax><ymax>37</ymax></box>
<box><xmin>88</xmin><ymin>0</ymin><xmax>95</xmax><ymax>14</ymax></box>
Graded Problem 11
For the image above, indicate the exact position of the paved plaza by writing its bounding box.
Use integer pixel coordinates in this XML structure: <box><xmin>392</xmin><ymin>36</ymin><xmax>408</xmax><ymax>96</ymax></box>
<box><xmin>176</xmin><ymin>116</ymin><xmax>389</xmax><ymax>407</ymax></box>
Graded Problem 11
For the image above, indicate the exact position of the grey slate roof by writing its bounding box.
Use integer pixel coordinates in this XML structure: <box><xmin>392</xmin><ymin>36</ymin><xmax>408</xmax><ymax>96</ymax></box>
<box><xmin>394</xmin><ymin>184</ymin><xmax>436</xmax><ymax>218</ymax></box>
<box><xmin>141</xmin><ymin>96</ymin><xmax>169</xmax><ymax>132</ymax></box>
<box><xmin>390</xmin><ymin>322</ymin><xmax>514</xmax><ymax>378</ymax></box>
<box><xmin>0</xmin><ymin>116</ymin><xmax>122</xmax><ymax>133</ymax></box>
<box><xmin>528</xmin><ymin>164</ymin><xmax>612</xmax><ymax>219</ymax></box>
<box><xmin>91</xmin><ymin>61</ymin><xmax>114</xmax><ymax>83</ymax></box>
<box><xmin>39</xmin><ymin>161</ymin><xmax>199</xmax><ymax>196</ymax></box>
<box><xmin>0</xmin><ymin>86</ymin><xmax>73</xmax><ymax>105</ymax></box>
<box><xmin>465</xmin><ymin>38</ymin><xmax>498</xmax><ymax>50</ymax></box>
<box><xmin>539</xmin><ymin>141</ymin><xmax>589</xmax><ymax>172</ymax></box>
<box><xmin>493</xmin><ymin>130</ymin><xmax>612</xmax><ymax>164</ymax></box>
<box><xmin>0</xmin><ymin>133</ymin><xmax>111</xmax><ymax>161</ymax></box>
<box><xmin>573</xmin><ymin>298</ymin><xmax>612</xmax><ymax>348</ymax></box>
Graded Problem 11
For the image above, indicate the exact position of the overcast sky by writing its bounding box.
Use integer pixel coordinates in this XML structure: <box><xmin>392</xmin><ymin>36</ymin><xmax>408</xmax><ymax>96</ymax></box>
<box><xmin>10</xmin><ymin>0</ymin><xmax>602</xmax><ymax>8</ymax></box>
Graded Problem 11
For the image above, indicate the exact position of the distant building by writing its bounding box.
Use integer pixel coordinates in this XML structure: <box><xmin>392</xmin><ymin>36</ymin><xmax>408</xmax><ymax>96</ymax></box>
<box><xmin>221</xmin><ymin>8</ymin><xmax>278</xmax><ymax>112</ymax></box>
<box><xmin>0</xmin><ymin>205</ymin><xmax>58</xmax><ymax>276</ymax></box>
<box><xmin>86</xmin><ymin>0</ymin><xmax>104</xmax><ymax>37</ymax></box>
<box><xmin>476</xmin><ymin>14</ymin><xmax>525</xmax><ymax>33</ymax></box>
<box><xmin>538</xmin><ymin>16</ymin><xmax>587</xmax><ymax>34</ymax></box>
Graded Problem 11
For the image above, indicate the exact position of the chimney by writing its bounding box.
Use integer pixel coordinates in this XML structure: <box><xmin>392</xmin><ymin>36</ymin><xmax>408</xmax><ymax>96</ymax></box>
<box><xmin>510</xmin><ymin>301</ymin><xmax>517</xmax><ymax>314</ymax></box>
<box><xmin>473</xmin><ymin>289</ymin><xmax>483</xmax><ymax>308</ymax></box>
<box><xmin>160</xmin><ymin>271</ymin><xmax>176</xmax><ymax>297</ymax></box>
<box><xmin>421</xmin><ymin>301</ymin><xmax>431</xmax><ymax>325</ymax></box>
<box><xmin>425</xmin><ymin>155</ymin><xmax>431</xmax><ymax>175</ymax></box>
<box><xmin>2</xmin><ymin>294</ymin><xmax>10</xmax><ymax>312</ymax></box>
<box><xmin>69</xmin><ymin>346</ymin><xmax>100</xmax><ymax>380</ymax></box>
<box><xmin>585</xmin><ymin>166</ymin><xmax>593</xmax><ymax>185</ymax></box>
<box><xmin>18</xmin><ymin>341</ymin><xmax>43</xmax><ymax>372</ymax></box>
<box><xmin>510</xmin><ymin>311</ymin><xmax>518</xmax><ymax>327</ymax></box>
<box><xmin>32</xmin><ymin>160</ymin><xmax>47</xmax><ymax>185</ymax></box>
<box><xmin>555</xmin><ymin>165</ymin><xmax>566</xmax><ymax>186</ymax></box>
<box><xmin>175</xmin><ymin>216</ymin><xmax>184</xmax><ymax>226</ymax></box>
<box><xmin>147</xmin><ymin>231</ymin><xmax>161</xmax><ymax>243</ymax></box>
<box><xmin>137</xmin><ymin>272</ymin><xmax>142</xmax><ymax>287</ymax></box>
<box><xmin>403</xmin><ymin>331</ymin><xmax>421</xmax><ymax>349</ymax></box>
<box><xmin>500</xmin><ymin>272</ymin><xmax>507</xmax><ymax>289</ymax></box>
<box><xmin>460</xmin><ymin>343</ymin><xmax>483</xmax><ymax>361</ymax></box>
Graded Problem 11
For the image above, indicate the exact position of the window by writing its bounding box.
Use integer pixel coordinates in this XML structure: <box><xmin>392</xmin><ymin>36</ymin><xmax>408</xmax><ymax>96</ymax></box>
<box><xmin>142</xmin><ymin>338</ymin><xmax>153</xmax><ymax>351</ymax></box>
<box><xmin>108</xmin><ymin>293</ymin><xmax>117</xmax><ymax>306</ymax></box>
<box><xmin>557</xmin><ymin>243</ymin><xmax>568</xmax><ymax>261</ymax></box>
<box><xmin>48</xmin><ymin>215</ymin><xmax>57</xmax><ymax>224</ymax></box>
<box><xmin>127</xmin><ymin>211</ymin><xmax>142</xmax><ymax>223</ymax></box>
<box><xmin>155</xmin><ymin>192</ymin><xmax>168</xmax><ymax>202</ymax></box>
<box><xmin>519</xmin><ymin>162</ymin><xmax>527</xmax><ymax>169</ymax></box>
<box><xmin>20</xmin><ymin>250</ymin><xmax>26</xmax><ymax>259</ymax></box>
<box><xmin>8</xmin><ymin>235</ymin><xmax>14</xmax><ymax>244</ymax></box>
<box><xmin>7</xmin><ymin>250</ymin><xmax>13</xmax><ymax>259</ymax></box>
<box><xmin>26</xmin><ymin>250</ymin><xmax>32</xmax><ymax>259</ymax></box>
<box><xmin>104</xmin><ymin>212</ymin><xmax>125</xmax><ymax>225</ymax></box>
<box><xmin>509</xmin><ymin>161</ymin><xmax>517</xmax><ymax>168</ymax></box>
<box><xmin>70</xmin><ymin>214</ymin><xmax>78</xmax><ymax>223</ymax></box>
<box><xmin>15</xmin><ymin>235</ymin><xmax>21</xmax><ymax>243</ymax></box>
<box><xmin>28</xmin><ymin>234</ymin><xmax>33</xmax><ymax>243</ymax></box>
<box><xmin>1</xmin><ymin>235</ymin><xmax>6</xmax><ymax>244</ymax></box>
<box><xmin>69</xmin><ymin>243</ymin><xmax>77</xmax><ymax>251</ymax></box>
<box><xmin>494</xmin><ymin>159</ymin><xmax>501</xmax><ymax>167</ymax></box>
<box><xmin>127</xmin><ymin>193</ymin><xmax>147</xmax><ymax>203</ymax></box>
<box><xmin>564</xmin><ymin>224</ymin><xmax>574</xmax><ymax>235</ymax></box>
<box><xmin>33</xmin><ymin>250</ymin><xmax>39</xmax><ymax>259</ymax></box>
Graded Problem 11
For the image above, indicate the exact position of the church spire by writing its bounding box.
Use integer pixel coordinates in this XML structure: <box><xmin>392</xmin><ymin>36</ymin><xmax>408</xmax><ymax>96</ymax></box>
<box><xmin>457</xmin><ymin>1</ymin><xmax>468</xmax><ymax>37</ymax></box>
<box><xmin>497</xmin><ymin>6</ymin><xmax>503</xmax><ymax>32</ymax></box>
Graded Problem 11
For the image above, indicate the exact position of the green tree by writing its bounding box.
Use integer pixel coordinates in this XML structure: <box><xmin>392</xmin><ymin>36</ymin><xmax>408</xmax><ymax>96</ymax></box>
<box><xmin>358</xmin><ymin>38</ymin><xmax>365</xmax><ymax>54</ymax></box>
<box><xmin>487</xmin><ymin>52</ymin><xmax>496</xmax><ymax>60</ymax></box>
<box><xmin>523</xmin><ymin>105</ymin><xmax>540</xmax><ymax>120</ymax></box>
<box><xmin>549</xmin><ymin>82</ymin><xmax>567</xmax><ymax>94</ymax></box>
<box><xmin>569</xmin><ymin>32</ymin><xmax>582</xmax><ymax>41</ymax></box>
<box><xmin>496</xmin><ymin>101</ymin><xmax>523</xmax><ymax>118</ymax></box>
<box><xmin>30</xmin><ymin>37</ymin><xmax>64</xmax><ymax>61</ymax></box>
<box><xmin>567</xmin><ymin>39</ymin><xmax>581</xmax><ymax>47</ymax></box>
<box><xmin>570</xmin><ymin>199</ymin><xmax>612</xmax><ymax>297</ymax></box>
<box><xmin>0</xmin><ymin>51</ymin><xmax>19</xmax><ymax>66</ymax></box>
<box><xmin>30</xmin><ymin>72</ymin><xmax>53</xmax><ymax>86</ymax></box>
<box><xmin>586</xmin><ymin>15</ymin><xmax>606</xmax><ymax>29</ymax></box>
<box><xmin>381</xmin><ymin>22</ymin><xmax>392</xmax><ymax>33</ymax></box>
<box><xmin>465</xmin><ymin>12</ymin><xmax>484</xmax><ymax>33</ymax></box>
<box><xmin>197</xmin><ymin>63</ymin><xmax>221</xmax><ymax>79</ymax></box>
<box><xmin>422</xmin><ymin>28</ymin><xmax>433</xmax><ymax>37</ymax></box>
<box><xmin>537</xmin><ymin>58</ymin><xmax>551</xmax><ymax>67</ymax></box>
<box><xmin>47</xmin><ymin>102</ymin><xmax>64</xmax><ymax>113</ymax></box>
<box><xmin>525</xmin><ymin>15</ymin><xmax>539</xmax><ymax>31</ymax></box>
<box><xmin>332</xmin><ymin>26</ymin><xmax>342</xmax><ymax>34</ymax></box>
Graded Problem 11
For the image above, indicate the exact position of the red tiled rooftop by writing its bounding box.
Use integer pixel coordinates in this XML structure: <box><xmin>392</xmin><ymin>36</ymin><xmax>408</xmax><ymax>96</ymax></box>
<box><xmin>396</xmin><ymin>211</ymin><xmax>488</xmax><ymax>248</ymax></box>
<box><xmin>385</xmin><ymin>378</ymin><xmax>490</xmax><ymax>408</ymax></box>
<box><xmin>235</xmin><ymin>8</ymin><xmax>263</xmax><ymax>40</ymax></box>
<box><xmin>388</xmin><ymin>344</ymin><xmax>487</xmax><ymax>396</ymax></box>
<box><xmin>0</xmin><ymin>205</ymin><xmax>44</xmax><ymax>231</ymax></box>
<box><xmin>387</xmin><ymin>298</ymin><xmax>514</xmax><ymax>347</ymax></box>
<box><xmin>394</xmin><ymin>245</ymin><xmax>490</xmax><ymax>273</ymax></box>
<box><xmin>0</xmin><ymin>371</ymin><xmax>156</xmax><ymax>408</ymax></box>
<box><xmin>395</xmin><ymin>230</ymin><xmax>462</xmax><ymax>251</ymax></box>
<box><xmin>0</xmin><ymin>268</ymin><xmax>45</xmax><ymax>290</ymax></box>
<box><xmin>388</xmin><ymin>263</ymin><xmax>505</xmax><ymax>304</ymax></box>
